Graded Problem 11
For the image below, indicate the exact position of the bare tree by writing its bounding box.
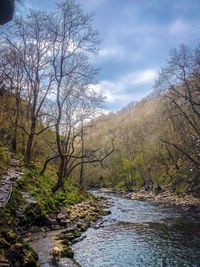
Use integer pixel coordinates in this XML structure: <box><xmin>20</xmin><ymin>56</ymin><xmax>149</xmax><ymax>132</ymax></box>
<box><xmin>0</xmin><ymin>0</ymin><xmax>114</xmax><ymax>192</ymax></box>
<box><xmin>0</xmin><ymin>46</ymin><xmax>27</xmax><ymax>151</ymax></box>
<box><xmin>1</xmin><ymin>10</ymin><xmax>55</xmax><ymax>164</ymax></box>
<box><xmin>38</xmin><ymin>0</ymin><xmax>114</xmax><ymax>193</ymax></box>
<box><xmin>155</xmin><ymin>45</ymin><xmax>200</xmax><ymax>169</ymax></box>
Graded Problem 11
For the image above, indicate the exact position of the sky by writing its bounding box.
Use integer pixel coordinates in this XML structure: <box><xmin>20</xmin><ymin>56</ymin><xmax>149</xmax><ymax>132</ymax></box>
<box><xmin>20</xmin><ymin>0</ymin><xmax>200</xmax><ymax>111</ymax></box>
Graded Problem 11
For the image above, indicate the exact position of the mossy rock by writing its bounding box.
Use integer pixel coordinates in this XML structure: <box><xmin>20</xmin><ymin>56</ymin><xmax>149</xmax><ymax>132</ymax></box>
<box><xmin>60</xmin><ymin>246</ymin><xmax>74</xmax><ymax>259</ymax></box>
<box><xmin>77</xmin><ymin>222</ymin><xmax>89</xmax><ymax>231</ymax></box>
<box><xmin>60</xmin><ymin>239</ymin><xmax>69</xmax><ymax>246</ymax></box>
<box><xmin>73</xmin><ymin>230</ymin><xmax>81</xmax><ymax>239</ymax></box>
<box><xmin>23</xmin><ymin>203</ymin><xmax>48</xmax><ymax>227</ymax></box>
<box><xmin>103</xmin><ymin>210</ymin><xmax>111</xmax><ymax>216</ymax></box>
<box><xmin>7</xmin><ymin>242</ymin><xmax>38</xmax><ymax>267</ymax></box>
<box><xmin>23</xmin><ymin>248</ymin><xmax>38</xmax><ymax>267</ymax></box>
<box><xmin>0</xmin><ymin>238</ymin><xmax>10</xmax><ymax>249</ymax></box>
<box><xmin>1</xmin><ymin>230</ymin><xmax>16</xmax><ymax>243</ymax></box>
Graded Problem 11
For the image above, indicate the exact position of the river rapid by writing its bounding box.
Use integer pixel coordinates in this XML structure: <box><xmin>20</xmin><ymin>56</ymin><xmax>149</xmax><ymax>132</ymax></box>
<box><xmin>72</xmin><ymin>191</ymin><xmax>200</xmax><ymax>267</ymax></box>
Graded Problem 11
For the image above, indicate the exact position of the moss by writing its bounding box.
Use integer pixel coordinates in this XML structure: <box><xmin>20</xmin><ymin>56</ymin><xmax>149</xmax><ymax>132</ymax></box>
<box><xmin>18</xmin><ymin>167</ymin><xmax>90</xmax><ymax>214</ymax></box>
<box><xmin>77</xmin><ymin>222</ymin><xmax>89</xmax><ymax>231</ymax></box>
<box><xmin>0</xmin><ymin>238</ymin><xmax>10</xmax><ymax>249</ymax></box>
<box><xmin>7</xmin><ymin>242</ymin><xmax>38</xmax><ymax>267</ymax></box>
<box><xmin>0</xmin><ymin>187</ymin><xmax>24</xmax><ymax>231</ymax></box>
<box><xmin>175</xmin><ymin>183</ymin><xmax>188</xmax><ymax>194</ymax></box>
<box><xmin>0</xmin><ymin>161</ymin><xmax>97</xmax><ymax>265</ymax></box>
<box><xmin>0</xmin><ymin>146</ymin><xmax>9</xmax><ymax>173</ymax></box>
<box><xmin>21</xmin><ymin>203</ymin><xmax>49</xmax><ymax>227</ymax></box>
<box><xmin>60</xmin><ymin>246</ymin><xmax>74</xmax><ymax>259</ymax></box>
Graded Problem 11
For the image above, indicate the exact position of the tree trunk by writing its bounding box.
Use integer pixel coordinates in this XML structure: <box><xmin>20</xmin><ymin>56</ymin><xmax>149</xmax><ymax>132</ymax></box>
<box><xmin>21</xmin><ymin>131</ymin><xmax>26</xmax><ymax>155</ymax></box>
<box><xmin>144</xmin><ymin>171</ymin><xmax>154</xmax><ymax>191</ymax></box>
<box><xmin>25</xmin><ymin>116</ymin><xmax>36</xmax><ymax>165</ymax></box>
<box><xmin>79</xmin><ymin>160</ymin><xmax>84</xmax><ymax>190</ymax></box>
<box><xmin>52</xmin><ymin>157</ymin><xmax>65</xmax><ymax>193</ymax></box>
<box><xmin>12</xmin><ymin>126</ymin><xmax>17</xmax><ymax>151</ymax></box>
<box><xmin>12</xmin><ymin>94</ymin><xmax>20</xmax><ymax>151</ymax></box>
<box><xmin>79</xmin><ymin>122</ymin><xmax>84</xmax><ymax>190</ymax></box>
<box><xmin>51</xmin><ymin>176</ymin><xmax>64</xmax><ymax>193</ymax></box>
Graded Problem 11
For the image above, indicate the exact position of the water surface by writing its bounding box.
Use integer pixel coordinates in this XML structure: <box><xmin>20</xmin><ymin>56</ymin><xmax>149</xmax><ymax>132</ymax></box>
<box><xmin>73</xmin><ymin>192</ymin><xmax>200</xmax><ymax>267</ymax></box>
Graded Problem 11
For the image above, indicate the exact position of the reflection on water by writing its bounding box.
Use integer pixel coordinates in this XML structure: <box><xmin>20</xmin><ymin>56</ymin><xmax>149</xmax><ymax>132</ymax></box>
<box><xmin>73</xmin><ymin>192</ymin><xmax>200</xmax><ymax>267</ymax></box>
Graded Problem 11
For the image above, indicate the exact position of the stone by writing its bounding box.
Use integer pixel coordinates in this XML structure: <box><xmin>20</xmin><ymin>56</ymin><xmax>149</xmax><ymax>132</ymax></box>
<box><xmin>7</xmin><ymin>243</ymin><xmax>38</xmax><ymax>267</ymax></box>
<box><xmin>57</xmin><ymin>213</ymin><xmax>66</xmax><ymax>221</ymax></box>
<box><xmin>62</xmin><ymin>226</ymin><xmax>77</xmax><ymax>234</ymax></box>
<box><xmin>60</xmin><ymin>246</ymin><xmax>74</xmax><ymax>259</ymax></box>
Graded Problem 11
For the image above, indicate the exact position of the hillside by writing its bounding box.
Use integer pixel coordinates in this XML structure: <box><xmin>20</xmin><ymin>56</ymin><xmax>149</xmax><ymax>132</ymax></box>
<box><xmin>1</xmin><ymin>1</ymin><xmax>200</xmax><ymax>266</ymax></box>
<box><xmin>84</xmin><ymin>88</ymin><xmax>200</xmax><ymax>197</ymax></box>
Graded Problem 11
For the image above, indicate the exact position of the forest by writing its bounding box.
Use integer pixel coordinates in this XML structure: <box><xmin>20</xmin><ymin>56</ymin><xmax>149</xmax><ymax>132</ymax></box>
<box><xmin>0</xmin><ymin>0</ymin><xmax>113</xmax><ymax>193</ymax></box>
<box><xmin>1</xmin><ymin>0</ymin><xmax>200</xmax><ymax>267</ymax></box>
<box><xmin>83</xmin><ymin>45</ymin><xmax>200</xmax><ymax>196</ymax></box>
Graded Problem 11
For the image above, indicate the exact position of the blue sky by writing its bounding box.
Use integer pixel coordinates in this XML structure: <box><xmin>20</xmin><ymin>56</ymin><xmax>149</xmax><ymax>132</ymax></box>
<box><xmin>21</xmin><ymin>0</ymin><xmax>200</xmax><ymax>111</ymax></box>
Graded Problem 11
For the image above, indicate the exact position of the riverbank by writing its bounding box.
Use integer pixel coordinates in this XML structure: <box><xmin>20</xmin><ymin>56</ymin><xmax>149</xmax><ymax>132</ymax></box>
<box><xmin>100</xmin><ymin>187</ymin><xmax>200</xmax><ymax>212</ymax></box>
<box><xmin>130</xmin><ymin>190</ymin><xmax>200</xmax><ymax>211</ymax></box>
<box><xmin>0</xmin><ymin>161</ymin><xmax>110</xmax><ymax>267</ymax></box>
<box><xmin>1</xmin><ymin>191</ymin><xmax>109</xmax><ymax>267</ymax></box>
<box><xmin>29</xmin><ymin>198</ymin><xmax>110</xmax><ymax>266</ymax></box>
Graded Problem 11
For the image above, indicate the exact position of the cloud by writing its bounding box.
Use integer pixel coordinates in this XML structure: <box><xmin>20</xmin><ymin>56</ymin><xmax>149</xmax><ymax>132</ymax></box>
<box><xmin>98</xmin><ymin>47</ymin><xmax>124</xmax><ymax>59</ymax></box>
<box><xmin>122</xmin><ymin>69</ymin><xmax>158</xmax><ymax>86</ymax></box>
<box><xmin>77</xmin><ymin>0</ymin><xmax>108</xmax><ymax>9</ymax></box>
<box><xmin>168</xmin><ymin>19</ymin><xmax>190</xmax><ymax>38</ymax></box>
<box><xmin>20</xmin><ymin>0</ymin><xmax>200</xmax><ymax>111</ymax></box>
<box><xmin>92</xmin><ymin>68</ymin><xmax>158</xmax><ymax>110</ymax></box>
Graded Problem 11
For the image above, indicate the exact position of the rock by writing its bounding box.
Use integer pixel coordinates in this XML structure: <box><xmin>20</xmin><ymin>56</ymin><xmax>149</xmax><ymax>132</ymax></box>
<box><xmin>57</xmin><ymin>212</ymin><xmax>66</xmax><ymax>221</ymax></box>
<box><xmin>62</xmin><ymin>226</ymin><xmax>77</xmax><ymax>234</ymax></box>
<box><xmin>72</xmin><ymin>235</ymin><xmax>86</xmax><ymax>244</ymax></box>
<box><xmin>50</xmin><ymin>246</ymin><xmax>61</xmax><ymax>262</ymax></box>
<box><xmin>7</xmin><ymin>242</ymin><xmax>38</xmax><ymax>267</ymax></box>
<box><xmin>50</xmin><ymin>225</ymin><xmax>62</xmax><ymax>230</ymax></box>
<box><xmin>77</xmin><ymin>222</ymin><xmax>89</xmax><ymax>231</ymax></box>
<box><xmin>103</xmin><ymin>210</ymin><xmax>111</xmax><ymax>215</ymax></box>
<box><xmin>47</xmin><ymin>218</ymin><xmax>58</xmax><ymax>226</ymax></box>
<box><xmin>23</xmin><ymin>203</ymin><xmax>49</xmax><ymax>227</ymax></box>
<box><xmin>0</xmin><ymin>237</ymin><xmax>10</xmax><ymax>248</ymax></box>
<box><xmin>0</xmin><ymin>257</ymin><xmax>9</xmax><ymax>267</ymax></box>
<box><xmin>5</xmin><ymin>230</ymin><xmax>17</xmax><ymax>242</ymax></box>
<box><xmin>60</xmin><ymin>246</ymin><xmax>74</xmax><ymax>259</ymax></box>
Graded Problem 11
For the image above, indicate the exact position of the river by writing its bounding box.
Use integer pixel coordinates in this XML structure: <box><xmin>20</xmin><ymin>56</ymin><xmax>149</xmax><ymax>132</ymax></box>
<box><xmin>72</xmin><ymin>191</ymin><xmax>200</xmax><ymax>267</ymax></box>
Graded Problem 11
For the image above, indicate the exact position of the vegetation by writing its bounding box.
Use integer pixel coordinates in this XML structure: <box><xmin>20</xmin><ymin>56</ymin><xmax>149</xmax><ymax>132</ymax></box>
<box><xmin>0</xmin><ymin>160</ymin><xmax>95</xmax><ymax>265</ymax></box>
<box><xmin>0</xmin><ymin>146</ymin><xmax>9</xmax><ymax>173</ymax></box>
<box><xmin>0</xmin><ymin>1</ymin><xmax>110</xmax><ymax>264</ymax></box>
<box><xmin>81</xmin><ymin>45</ymin><xmax>200</xmax><ymax>196</ymax></box>
<box><xmin>0</xmin><ymin>0</ymin><xmax>113</xmax><ymax>193</ymax></box>
<box><xmin>0</xmin><ymin>0</ymin><xmax>199</xmax><ymax>204</ymax></box>
<box><xmin>0</xmin><ymin>0</ymin><xmax>200</xmax><ymax>266</ymax></box>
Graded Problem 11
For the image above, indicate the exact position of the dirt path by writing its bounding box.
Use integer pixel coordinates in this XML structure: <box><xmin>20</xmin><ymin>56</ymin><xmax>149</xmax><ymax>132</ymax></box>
<box><xmin>0</xmin><ymin>154</ymin><xmax>23</xmax><ymax>208</ymax></box>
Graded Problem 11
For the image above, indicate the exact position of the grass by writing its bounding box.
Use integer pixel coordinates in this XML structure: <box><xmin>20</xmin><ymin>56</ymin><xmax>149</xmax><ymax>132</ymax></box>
<box><xmin>0</xmin><ymin>146</ymin><xmax>9</xmax><ymax>174</ymax></box>
<box><xmin>17</xmin><ymin>166</ymin><xmax>91</xmax><ymax>213</ymax></box>
<box><xmin>0</xmin><ymin>162</ymin><xmax>93</xmax><ymax>259</ymax></box>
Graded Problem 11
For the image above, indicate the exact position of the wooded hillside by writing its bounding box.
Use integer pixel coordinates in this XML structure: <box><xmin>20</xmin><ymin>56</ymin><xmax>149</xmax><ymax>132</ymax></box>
<box><xmin>83</xmin><ymin>45</ymin><xmax>200</xmax><ymax>196</ymax></box>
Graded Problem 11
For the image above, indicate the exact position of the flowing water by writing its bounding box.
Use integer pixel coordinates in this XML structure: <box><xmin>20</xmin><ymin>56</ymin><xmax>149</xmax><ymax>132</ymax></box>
<box><xmin>72</xmin><ymin>191</ymin><xmax>200</xmax><ymax>267</ymax></box>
